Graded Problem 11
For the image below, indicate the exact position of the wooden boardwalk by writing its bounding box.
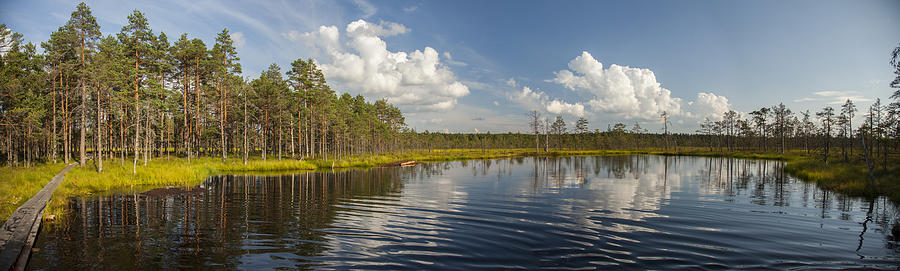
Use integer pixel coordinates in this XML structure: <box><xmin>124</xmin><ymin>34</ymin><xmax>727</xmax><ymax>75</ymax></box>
<box><xmin>0</xmin><ymin>164</ymin><xmax>74</xmax><ymax>271</ymax></box>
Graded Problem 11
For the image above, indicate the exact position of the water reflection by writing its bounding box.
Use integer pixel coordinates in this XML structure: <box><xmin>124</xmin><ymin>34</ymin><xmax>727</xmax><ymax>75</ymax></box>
<box><xmin>29</xmin><ymin>156</ymin><xmax>900</xmax><ymax>270</ymax></box>
<box><xmin>30</xmin><ymin>169</ymin><xmax>404</xmax><ymax>269</ymax></box>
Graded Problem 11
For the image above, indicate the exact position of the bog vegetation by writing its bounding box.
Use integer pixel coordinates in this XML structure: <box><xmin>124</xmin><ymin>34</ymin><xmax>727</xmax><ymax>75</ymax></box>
<box><xmin>1</xmin><ymin>3</ymin><xmax>900</xmax><ymax>219</ymax></box>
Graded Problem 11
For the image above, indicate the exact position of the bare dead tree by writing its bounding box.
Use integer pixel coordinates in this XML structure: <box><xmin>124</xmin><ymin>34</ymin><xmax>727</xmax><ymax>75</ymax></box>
<box><xmin>528</xmin><ymin>110</ymin><xmax>541</xmax><ymax>153</ymax></box>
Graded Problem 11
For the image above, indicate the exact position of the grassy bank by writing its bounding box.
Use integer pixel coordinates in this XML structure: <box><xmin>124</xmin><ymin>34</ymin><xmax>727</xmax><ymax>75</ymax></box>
<box><xmin>49</xmin><ymin>148</ymin><xmax>848</xmax><ymax>198</ymax></box>
<box><xmin>38</xmin><ymin>148</ymin><xmax>900</xmax><ymax>202</ymax></box>
<box><xmin>648</xmin><ymin>148</ymin><xmax>898</xmax><ymax>201</ymax></box>
<box><xmin>783</xmin><ymin>156</ymin><xmax>900</xmax><ymax>202</ymax></box>
<box><xmin>2</xmin><ymin>148</ymin><xmax>896</xmax><ymax>221</ymax></box>
<box><xmin>0</xmin><ymin>163</ymin><xmax>66</xmax><ymax>221</ymax></box>
<box><xmin>53</xmin><ymin>149</ymin><xmax>640</xmax><ymax>198</ymax></box>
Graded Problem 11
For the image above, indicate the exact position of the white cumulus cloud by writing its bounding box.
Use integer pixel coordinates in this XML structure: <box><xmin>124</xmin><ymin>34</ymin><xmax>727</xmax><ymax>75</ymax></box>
<box><xmin>509</xmin><ymin>86</ymin><xmax>548</xmax><ymax>110</ymax></box>
<box><xmin>291</xmin><ymin>20</ymin><xmax>469</xmax><ymax>112</ymax></box>
<box><xmin>346</xmin><ymin>19</ymin><xmax>408</xmax><ymax>37</ymax></box>
<box><xmin>689</xmin><ymin>92</ymin><xmax>730</xmax><ymax>121</ymax></box>
<box><xmin>549</xmin><ymin>51</ymin><xmax>682</xmax><ymax>119</ymax></box>
<box><xmin>508</xmin><ymin>86</ymin><xmax>584</xmax><ymax>117</ymax></box>
<box><xmin>546</xmin><ymin>100</ymin><xmax>585</xmax><ymax>117</ymax></box>
<box><xmin>284</xmin><ymin>25</ymin><xmax>341</xmax><ymax>55</ymax></box>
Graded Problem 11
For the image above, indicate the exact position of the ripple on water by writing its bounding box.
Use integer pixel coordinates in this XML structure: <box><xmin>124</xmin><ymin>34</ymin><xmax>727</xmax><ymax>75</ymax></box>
<box><xmin>25</xmin><ymin>156</ymin><xmax>900</xmax><ymax>270</ymax></box>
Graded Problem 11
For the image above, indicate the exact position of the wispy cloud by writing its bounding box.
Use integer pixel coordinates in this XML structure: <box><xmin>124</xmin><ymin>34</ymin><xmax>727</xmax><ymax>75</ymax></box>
<box><xmin>442</xmin><ymin>52</ymin><xmax>467</xmax><ymax>66</ymax></box>
<box><xmin>173</xmin><ymin>0</ymin><xmax>280</xmax><ymax>42</ymax></box>
<box><xmin>793</xmin><ymin>90</ymin><xmax>872</xmax><ymax>104</ymax></box>
<box><xmin>353</xmin><ymin>0</ymin><xmax>376</xmax><ymax>18</ymax></box>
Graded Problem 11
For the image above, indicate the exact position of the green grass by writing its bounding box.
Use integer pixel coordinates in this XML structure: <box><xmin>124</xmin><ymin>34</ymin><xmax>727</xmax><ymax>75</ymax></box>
<box><xmin>783</xmin><ymin>155</ymin><xmax>900</xmax><ymax>202</ymax></box>
<box><xmin>54</xmin><ymin>148</ymin><xmax>899</xmax><ymax>202</ymax></box>
<box><xmin>3</xmin><ymin>148</ymin><xmax>897</xmax><ymax>222</ymax></box>
<box><xmin>0</xmin><ymin>162</ymin><xmax>66</xmax><ymax>221</ymax></box>
<box><xmin>50</xmin><ymin>149</ymin><xmax>554</xmax><ymax>199</ymax></box>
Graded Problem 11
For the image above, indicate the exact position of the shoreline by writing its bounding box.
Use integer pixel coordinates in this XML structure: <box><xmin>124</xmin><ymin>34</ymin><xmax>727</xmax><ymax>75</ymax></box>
<box><xmin>59</xmin><ymin>148</ymin><xmax>900</xmax><ymax>202</ymax></box>
<box><xmin>1</xmin><ymin>148</ymin><xmax>896</xmax><ymax>222</ymax></box>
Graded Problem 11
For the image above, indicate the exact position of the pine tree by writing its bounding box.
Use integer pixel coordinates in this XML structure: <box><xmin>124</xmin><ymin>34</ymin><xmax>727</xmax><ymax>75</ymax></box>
<box><xmin>118</xmin><ymin>10</ymin><xmax>153</xmax><ymax>174</ymax></box>
<box><xmin>840</xmin><ymin>99</ymin><xmax>856</xmax><ymax>160</ymax></box>
<box><xmin>40</xmin><ymin>25</ymin><xmax>77</xmax><ymax>164</ymax></box>
<box><xmin>772</xmin><ymin>103</ymin><xmax>791</xmax><ymax>154</ymax></box>
<box><xmin>90</xmin><ymin>35</ymin><xmax>127</xmax><ymax>172</ymax></box>
<box><xmin>817</xmin><ymin>106</ymin><xmax>835</xmax><ymax>164</ymax></box>
<box><xmin>211</xmin><ymin>28</ymin><xmax>240</xmax><ymax>163</ymax></box>
<box><xmin>66</xmin><ymin>2</ymin><xmax>101</xmax><ymax>167</ymax></box>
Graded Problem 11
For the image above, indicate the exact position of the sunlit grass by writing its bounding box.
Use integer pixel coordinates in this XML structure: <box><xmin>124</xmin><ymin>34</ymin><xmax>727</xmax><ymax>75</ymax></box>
<box><xmin>0</xmin><ymin>163</ymin><xmax>66</xmax><ymax>221</ymax></box>
<box><xmin>5</xmin><ymin>147</ymin><xmax>897</xmax><ymax>221</ymax></box>
<box><xmin>784</xmin><ymin>155</ymin><xmax>900</xmax><ymax>201</ymax></box>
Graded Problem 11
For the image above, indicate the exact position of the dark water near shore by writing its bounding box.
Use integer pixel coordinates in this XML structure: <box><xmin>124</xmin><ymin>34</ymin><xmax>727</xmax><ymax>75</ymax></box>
<box><xmin>28</xmin><ymin>156</ymin><xmax>900</xmax><ymax>270</ymax></box>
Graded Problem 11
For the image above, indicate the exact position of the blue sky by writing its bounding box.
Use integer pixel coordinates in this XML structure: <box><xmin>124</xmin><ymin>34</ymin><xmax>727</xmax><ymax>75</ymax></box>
<box><xmin>2</xmin><ymin>0</ymin><xmax>899</xmax><ymax>133</ymax></box>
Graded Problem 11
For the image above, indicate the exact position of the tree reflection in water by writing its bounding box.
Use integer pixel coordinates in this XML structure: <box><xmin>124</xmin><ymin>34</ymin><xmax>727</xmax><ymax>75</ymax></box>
<box><xmin>28</xmin><ymin>156</ymin><xmax>899</xmax><ymax>270</ymax></box>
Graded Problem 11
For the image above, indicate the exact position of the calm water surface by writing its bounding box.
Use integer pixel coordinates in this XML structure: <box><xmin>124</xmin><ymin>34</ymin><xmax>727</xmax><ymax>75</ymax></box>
<box><xmin>28</xmin><ymin>156</ymin><xmax>900</xmax><ymax>270</ymax></box>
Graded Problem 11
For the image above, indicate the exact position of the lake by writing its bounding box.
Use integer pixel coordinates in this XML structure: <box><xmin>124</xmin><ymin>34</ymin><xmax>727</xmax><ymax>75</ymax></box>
<box><xmin>27</xmin><ymin>156</ymin><xmax>900</xmax><ymax>270</ymax></box>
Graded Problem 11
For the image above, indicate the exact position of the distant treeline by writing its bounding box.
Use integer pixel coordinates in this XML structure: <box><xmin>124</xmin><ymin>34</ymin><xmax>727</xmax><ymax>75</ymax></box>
<box><xmin>418</xmin><ymin>93</ymin><xmax>900</xmax><ymax>169</ymax></box>
<box><xmin>418</xmin><ymin>92</ymin><xmax>900</xmax><ymax>167</ymax></box>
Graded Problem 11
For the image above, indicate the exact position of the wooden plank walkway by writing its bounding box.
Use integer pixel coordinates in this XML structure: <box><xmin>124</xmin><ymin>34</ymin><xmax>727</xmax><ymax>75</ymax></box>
<box><xmin>0</xmin><ymin>164</ymin><xmax>74</xmax><ymax>271</ymax></box>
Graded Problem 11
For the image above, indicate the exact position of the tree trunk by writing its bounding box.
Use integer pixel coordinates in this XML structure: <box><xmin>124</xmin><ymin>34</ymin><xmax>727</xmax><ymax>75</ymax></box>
<box><xmin>321</xmin><ymin>120</ymin><xmax>327</xmax><ymax>161</ymax></box>
<box><xmin>97</xmin><ymin>84</ymin><xmax>103</xmax><ymax>172</ymax></box>
<box><xmin>781</xmin><ymin>124</ymin><xmax>785</xmax><ymax>154</ymax></box>
<box><xmin>52</xmin><ymin>71</ymin><xmax>59</xmax><ymax>163</ymax></box>
<box><xmin>219</xmin><ymin>74</ymin><xmax>226</xmax><ymax>164</ymax></box>
<box><xmin>290</xmin><ymin>119</ymin><xmax>295</xmax><ymax>159</ymax></box>
<box><xmin>133</xmin><ymin>51</ymin><xmax>140</xmax><ymax>175</ymax></box>
<box><xmin>243</xmin><ymin>96</ymin><xmax>247</xmax><ymax>165</ymax></box>
<box><xmin>6</xmin><ymin>128</ymin><xmax>10</xmax><ymax>167</ymax></box>
<box><xmin>166</xmin><ymin>113</ymin><xmax>170</xmax><ymax>160</ymax></box>
<box><xmin>183</xmin><ymin>71</ymin><xmax>191</xmax><ymax>163</ymax></box>
<box><xmin>849</xmin><ymin>119</ymin><xmax>853</xmax><ymax>158</ymax></box>
<box><xmin>64</xmin><ymin>73</ymin><xmax>70</xmax><ymax>164</ymax></box>
<box><xmin>133</xmin><ymin>93</ymin><xmax>139</xmax><ymax>175</ymax></box>
<box><xmin>79</xmin><ymin>31</ymin><xmax>87</xmax><ymax>167</ymax></box>
<box><xmin>263</xmin><ymin>105</ymin><xmax>268</xmax><ymax>161</ymax></box>
<box><xmin>25</xmin><ymin>125</ymin><xmax>31</xmax><ymax>168</ymax></box>
<box><xmin>195</xmin><ymin>57</ymin><xmax>201</xmax><ymax>161</ymax></box>
<box><xmin>144</xmin><ymin>108</ymin><xmax>150</xmax><ymax>166</ymax></box>
<box><xmin>158</xmin><ymin>111</ymin><xmax>163</xmax><ymax>158</ymax></box>
<box><xmin>308</xmin><ymin>104</ymin><xmax>312</xmax><ymax>158</ymax></box>
<box><xmin>278</xmin><ymin>114</ymin><xmax>283</xmax><ymax>160</ymax></box>
<box><xmin>860</xmin><ymin>132</ymin><xmax>876</xmax><ymax>189</ymax></box>
<box><xmin>121</xmin><ymin>104</ymin><xmax>125</xmax><ymax>167</ymax></box>
<box><xmin>297</xmin><ymin>103</ymin><xmax>302</xmax><ymax>160</ymax></box>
